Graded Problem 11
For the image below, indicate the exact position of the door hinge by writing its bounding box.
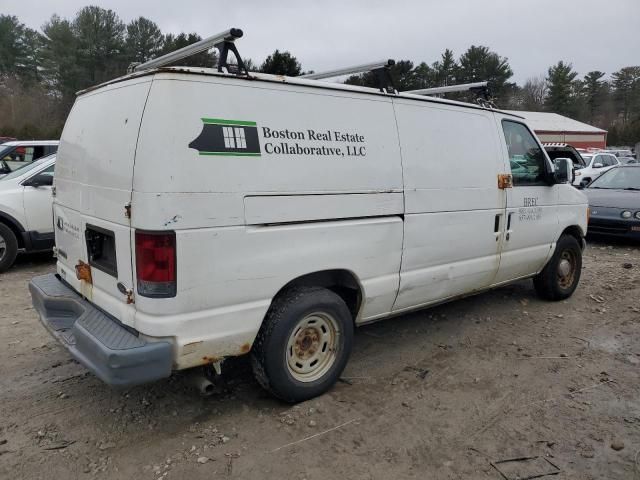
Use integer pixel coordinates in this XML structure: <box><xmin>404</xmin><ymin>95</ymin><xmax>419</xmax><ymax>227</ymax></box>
<box><xmin>51</xmin><ymin>186</ymin><xmax>56</xmax><ymax>197</ymax></box>
<box><xmin>124</xmin><ymin>203</ymin><xmax>131</xmax><ymax>218</ymax></box>
<box><xmin>498</xmin><ymin>174</ymin><xmax>513</xmax><ymax>189</ymax></box>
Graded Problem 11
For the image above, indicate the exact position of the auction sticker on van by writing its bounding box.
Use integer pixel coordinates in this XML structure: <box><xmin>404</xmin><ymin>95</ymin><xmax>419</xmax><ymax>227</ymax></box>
<box><xmin>190</xmin><ymin>118</ymin><xmax>367</xmax><ymax>158</ymax></box>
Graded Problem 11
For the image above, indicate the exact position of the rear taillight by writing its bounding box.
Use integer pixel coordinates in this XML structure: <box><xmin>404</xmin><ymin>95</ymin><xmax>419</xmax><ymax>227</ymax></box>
<box><xmin>135</xmin><ymin>230</ymin><xmax>176</xmax><ymax>298</ymax></box>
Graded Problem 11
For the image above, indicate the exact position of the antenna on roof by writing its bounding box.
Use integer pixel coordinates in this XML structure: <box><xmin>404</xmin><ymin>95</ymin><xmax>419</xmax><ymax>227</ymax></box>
<box><xmin>404</xmin><ymin>81</ymin><xmax>495</xmax><ymax>108</ymax></box>
<box><xmin>129</xmin><ymin>28</ymin><xmax>247</xmax><ymax>75</ymax></box>
<box><xmin>300</xmin><ymin>59</ymin><xmax>397</xmax><ymax>94</ymax></box>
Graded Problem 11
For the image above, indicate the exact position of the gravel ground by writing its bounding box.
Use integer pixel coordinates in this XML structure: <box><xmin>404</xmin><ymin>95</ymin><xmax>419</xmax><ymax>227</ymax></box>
<box><xmin>0</xmin><ymin>239</ymin><xmax>639</xmax><ymax>480</ymax></box>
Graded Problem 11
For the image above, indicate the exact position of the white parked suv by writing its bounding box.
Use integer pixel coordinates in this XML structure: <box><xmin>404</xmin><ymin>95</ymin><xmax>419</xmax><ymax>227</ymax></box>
<box><xmin>0</xmin><ymin>140</ymin><xmax>58</xmax><ymax>175</ymax></box>
<box><xmin>0</xmin><ymin>155</ymin><xmax>55</xmax><ymax>272</ymax></box>
<box><xmin>29</xmin><ymin>48</ymin><xmax>588</xmax><ymax>402</ymax></box>
<box><xmin>573</xmin><ymin>152</ymin><xmax>620</xmax><ymax>186</ymax></box>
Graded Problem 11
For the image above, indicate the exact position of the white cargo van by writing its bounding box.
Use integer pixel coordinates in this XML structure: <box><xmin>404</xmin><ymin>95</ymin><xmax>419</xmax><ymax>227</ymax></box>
<box><xmin>29</xmin><ymin>38</ymin><xmax>588</xmax><ymax>402</ymax></box>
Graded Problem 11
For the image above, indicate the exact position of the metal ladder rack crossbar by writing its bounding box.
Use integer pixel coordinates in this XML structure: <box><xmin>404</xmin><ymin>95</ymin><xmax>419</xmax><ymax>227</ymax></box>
<box><xmin>404</xmin><ymin>81</ymin><xmax>488</xmax><ymax>96</ymax></box>
<box><xmin>300</xmin><ymin>59</ymin><xmax>397</xmax><ymax>94</ymax></box>
<box><xmin>403</xmin><ymin>81</ymin><xmax>494</xmax><ymax>108</ymax></box>
<box><xmin>130</xmin><ymin>28</ymin><xmax>246</xmax><ymax>75</ymax></box>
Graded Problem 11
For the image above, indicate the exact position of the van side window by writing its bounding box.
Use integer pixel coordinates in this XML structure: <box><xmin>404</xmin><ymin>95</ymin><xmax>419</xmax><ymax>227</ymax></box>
<box><xmin>501</xmin><ymin>120</ymin><xmax>547</xmax><ymax>186</ymax></box>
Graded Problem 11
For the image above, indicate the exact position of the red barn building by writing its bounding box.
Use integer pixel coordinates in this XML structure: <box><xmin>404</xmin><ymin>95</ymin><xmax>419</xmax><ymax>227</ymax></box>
<box><xmin>506</xmin><ymin>111</ymin><xmax>607</xmax><ymax>149</ymax></box>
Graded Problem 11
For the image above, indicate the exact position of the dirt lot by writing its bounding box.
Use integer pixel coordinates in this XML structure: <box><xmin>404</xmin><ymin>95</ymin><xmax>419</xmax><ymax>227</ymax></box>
<box><xmin>1</xmin><ymin>239</ymin><xmax>639</xmax><ymax>480</ymax></box>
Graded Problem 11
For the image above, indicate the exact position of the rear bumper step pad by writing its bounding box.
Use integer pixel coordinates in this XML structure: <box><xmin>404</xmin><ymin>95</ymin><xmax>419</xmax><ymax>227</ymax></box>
<box><xmin>29</xmin><ymin>274</ymin><xmax>172</xmax><ymax>387</ymax></box>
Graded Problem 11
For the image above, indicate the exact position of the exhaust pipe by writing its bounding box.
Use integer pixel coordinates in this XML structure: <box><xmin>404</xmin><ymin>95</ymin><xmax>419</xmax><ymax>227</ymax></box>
<box><xmin>187</xmin><ymin>371</ymin><xmax>216</xmax><ymax>396</ymax></box>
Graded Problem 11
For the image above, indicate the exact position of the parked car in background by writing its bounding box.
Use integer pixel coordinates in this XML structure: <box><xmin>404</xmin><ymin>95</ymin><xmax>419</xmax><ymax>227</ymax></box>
<box><xmin>0</xmin><ymin>137</ymin><xmax>17</xmax><ymax>144</ymax></box>
<box><xmin>0</xmin><ymin>140</ymin><xmax>59</xmax><ymax>175</ymax></box>
<box><xmin>606</xmin><ymin>149</ymin><xmax>634</xmax><ymax>158</ymax></box>
<box><xmin>583</xmin><ymin>165</ymin><xmax>640</xmax><ymax>240</ymax></box>
<box><xmin>619</xmin><ymin>157</ymin><xmax>638</xmax><ymax>165</ymax></box>
<box><xmin>0</xmin><ymin>155</ymin><xmax>56</xmax><ymax>272</ymax></box>
<box><xmin>543</xmin><ymin>143</ymin><xmax>586</xmax><ymax>169</ymax></box>
<box><xmin>573</xmin><ymin>152</ymin><xmax>620</xmax><ymax>187</ymax></box>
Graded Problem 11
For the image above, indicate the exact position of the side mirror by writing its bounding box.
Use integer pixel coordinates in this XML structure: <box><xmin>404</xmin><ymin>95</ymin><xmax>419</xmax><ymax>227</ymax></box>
<box><xmin>593</xmin><ymin>163</ymin><xmax>603</xmax><ymax>169</ymax></box>
<box><xmin>23</xmin><ymin>173</ymin><xmax>53</xmax><ymax>188</ymax></box>
<box><xmin>553</xmin><ymin>158</ymin><xmax>572</xmax><ymax>184</ymax></box>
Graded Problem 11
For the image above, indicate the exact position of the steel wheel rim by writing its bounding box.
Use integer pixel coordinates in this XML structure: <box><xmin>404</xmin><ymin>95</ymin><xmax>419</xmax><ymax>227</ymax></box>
<box><xmin>0</xmin><ymin>235</ymin><xmax>6</xmax><ymax>261</ymax></box>
<box><xmin>286</xmin><ymin>312</ymin><xmax>340</xmax><ymax>383</ymax></box>
<box><xmin>557</xmin><ymin>249</ymin><xmax>577</xmax><ymax>289</ymax></box>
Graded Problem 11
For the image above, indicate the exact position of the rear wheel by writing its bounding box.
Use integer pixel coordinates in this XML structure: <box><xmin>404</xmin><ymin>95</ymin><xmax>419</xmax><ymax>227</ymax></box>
<box><xmin>533</xmin><ymin>234</ymin><xmax>582</xmax><ymax>301</ymax></box>
<box><xmin>251</xmin><ymin>286</ymin><xmax>353</xmax><ymax>403</ymax></box>
<box><xmin>0</xmin><ymin>223</ymin><xmax>18</xmax><ymax>273</ymax></box>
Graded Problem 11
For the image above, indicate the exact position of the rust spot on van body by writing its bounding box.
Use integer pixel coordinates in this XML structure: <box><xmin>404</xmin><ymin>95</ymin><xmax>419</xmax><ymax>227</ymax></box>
<box><xmin>75</xmin><ymin>260</ymin><xmax>92</xmax><ymax>284</ymax></box>
<box><xmin>201</xmin><ymin>356</ymin><xmax>221</xmax><ymax>364</ymax></box>
<box><xmin>240</xmin><ymin>343</ymin><xmax>251</xmax><ymax>354</ymax></box>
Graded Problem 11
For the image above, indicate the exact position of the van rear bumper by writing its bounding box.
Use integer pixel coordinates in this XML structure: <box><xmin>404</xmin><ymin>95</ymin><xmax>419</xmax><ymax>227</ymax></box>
<box><xmin>29</xmin><ymin>274</ymin><xmax>172</xmax><ymax>387</ymax></box>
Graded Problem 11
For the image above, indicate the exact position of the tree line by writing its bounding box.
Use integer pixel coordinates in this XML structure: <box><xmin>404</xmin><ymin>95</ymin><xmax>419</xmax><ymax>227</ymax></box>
<box><xmin>1</xmin><ymin>6</ymin><xmax>639</xmax><ymax>146</ymax></box>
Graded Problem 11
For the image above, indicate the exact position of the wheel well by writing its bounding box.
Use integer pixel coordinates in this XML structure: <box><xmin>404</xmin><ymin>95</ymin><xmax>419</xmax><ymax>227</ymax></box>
<box><xmin>0</xmin><ymin>216</ymin><xmax>25</xmax><ymax>249</ymax></box>
<box><xmin>274</xmin><ymin>270</ymin><xmax>363</xmax><ymax>322</ymax></box>
<box><xmin>561</xmin><ymin>225</ymin><xmax>585</xmax><ymax>249</ymax></box>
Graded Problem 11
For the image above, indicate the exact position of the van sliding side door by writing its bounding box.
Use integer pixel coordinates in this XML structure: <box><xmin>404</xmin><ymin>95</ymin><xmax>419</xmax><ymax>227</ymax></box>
<box><xmin>391</xmin><ymin>102</ymin><xmax>507</xmax><ymax>311</ymax></box>
<box><xmin>492</xmin><ymin>117</ymin><xmax>559</xmax><ymax>284</ymax></box>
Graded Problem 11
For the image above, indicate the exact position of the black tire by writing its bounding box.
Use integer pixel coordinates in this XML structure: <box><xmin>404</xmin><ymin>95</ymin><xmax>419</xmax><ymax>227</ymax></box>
<box><xmin>0</xmin><ymin>223</ymin><xmax>19</xmax><ymax>273</ymax></box>
<box><xmin>251</xmin><ymin>286</ymin><xmax>354</xmax><ymax>403</ymax></box>
<box><xmin>533</xmin><ymin>234</ymin><xmax>582</xmax><ymax>301</ymax></box>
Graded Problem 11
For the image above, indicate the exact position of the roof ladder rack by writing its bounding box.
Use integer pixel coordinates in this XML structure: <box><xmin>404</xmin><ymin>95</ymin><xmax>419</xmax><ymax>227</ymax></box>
<box><xmin>404</xmin><ymin>81</ymin><xmax>495</xmax><ymax>108</ymax></box>
<box><xmin>300</xmin><ymin>59</ymin><xmax>397</xmax><ymax>94</ymax></box>
<box><xmin>129</xmin><ymin>28</ymin><xmax>247</xmax><ymax>75</ymax></box>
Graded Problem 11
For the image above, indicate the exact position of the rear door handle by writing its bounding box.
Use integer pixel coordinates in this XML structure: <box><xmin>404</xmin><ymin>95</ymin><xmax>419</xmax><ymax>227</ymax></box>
<box><xmin>506</xmin><ymin>213</ymin><xmax>513</xmax><ymax>241</ymax></box>
<box><xmin>494</xmin><ymin>214</ymin><xmax>502</xmax><ymax>241</ymax></box>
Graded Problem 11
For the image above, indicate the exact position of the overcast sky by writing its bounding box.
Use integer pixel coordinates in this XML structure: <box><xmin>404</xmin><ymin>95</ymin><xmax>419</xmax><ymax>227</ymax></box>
<box><xmin>3</xmin><ymin>0</ymin><xmax>639</xmax><ymax>83</ymax></box>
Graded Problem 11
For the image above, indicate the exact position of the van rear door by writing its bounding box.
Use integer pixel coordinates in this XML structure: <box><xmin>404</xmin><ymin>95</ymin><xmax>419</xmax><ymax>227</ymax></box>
<box><xmin>53</xmin><ymin>78</ymin><xmax>152</xmax><ymax>326</ymax></box>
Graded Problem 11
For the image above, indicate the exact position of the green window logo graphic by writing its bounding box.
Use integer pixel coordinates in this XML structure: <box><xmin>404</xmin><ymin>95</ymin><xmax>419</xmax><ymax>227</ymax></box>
<box><xmin>189</xmin><ymin>118</ymin><xmax>261</xmax><ymax>156</ymax></box>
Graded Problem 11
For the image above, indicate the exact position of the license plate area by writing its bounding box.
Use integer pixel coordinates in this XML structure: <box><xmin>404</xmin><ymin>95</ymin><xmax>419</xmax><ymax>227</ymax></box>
<box><xmin>85</xmin><ymin>225</ymin><xmax>118</xmax><ymax>277</ymax></box>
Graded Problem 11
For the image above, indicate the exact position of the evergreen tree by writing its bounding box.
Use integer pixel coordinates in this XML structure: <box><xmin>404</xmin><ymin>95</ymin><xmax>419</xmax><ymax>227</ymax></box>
<box><xmin>0</xmin><ymin>15</ymin><xmax>41</xmax><ymax>81</ymax></box>
<box><xmin>161</xmin><ymin>32</ymin><xmax>215</xmax><ymax>67</ymax></box>
<box><xmin>72</xmin><ymin>6</ymin><xmax>126</xmax><ymax>85</ymax></box>
<box><xmin>432</xmin><ymin>49</ymin><xmax>457</xmax><ymax>86</ymax></box>
<box><xmin>125</xmin><ymin>17</ymin><xmax>163</xmax><ymax>64</ymax></box>
<box><xmin>457</xmin><ymin>45</ymin><xmax>514</xmax><ymax>104</ymax></box>
<box><xmin>546</xmin><ymin>61</ymin><xmax>578</xmax><ymax>116</ymax></box>
<box><xmin>260</xmin><ymin>50</ymin><xmax>302</xmax><ymax>76</ymax></box>
<box><xmin>611</xmin><ymin>66</ymin><xmax>640</xmax><ymax>123</ymax></box>
<box><xmin>41</xmin><ymin>15</ymin><xmax>82</xmax><ymax>102</ymax></box>
<box><xmin>582</xmin><ymin>71</ymin><xmax>606</xmax><ymax>122</ymax></box>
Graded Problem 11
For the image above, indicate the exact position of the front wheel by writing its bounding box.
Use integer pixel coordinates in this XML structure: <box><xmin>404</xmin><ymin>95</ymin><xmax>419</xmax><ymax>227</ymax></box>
<box><xmin>251</xmin><ymin>286</ymin><xmax>354</xmax><ymax>403</ymax></box>
<box><xmin>0</xmin><ymin>223</ymin><xmax>19</xmax><ymax>273</ymax></box>
<box><xmin>533</xmin><ymin>234</ymin><xmax>582</xmax><ymax>301</ymax></box>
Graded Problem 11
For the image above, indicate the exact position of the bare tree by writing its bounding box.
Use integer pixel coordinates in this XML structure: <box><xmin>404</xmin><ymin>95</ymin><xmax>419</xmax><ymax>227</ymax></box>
<box><xmin>521</xmin><ymin>75</ymin><xmax>548</xmax><ymax>111</ymax></box>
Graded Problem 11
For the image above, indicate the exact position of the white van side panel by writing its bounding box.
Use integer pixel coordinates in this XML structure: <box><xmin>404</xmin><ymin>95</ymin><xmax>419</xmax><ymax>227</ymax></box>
<box><xmin>392</xmin><ymin>101</ymin><xmax>506</xmax><ymax>310</ymax></box>
<box><xmin>134</xmin><ymin>217</ymin><xmax>403</xmax><ymax>368</ymax></box>
<box><xmin>130</xmin><ymin>74</ymin><xmax>405</xmax><ymax>366</ymax></box>
<box><xmin>133</xmin><ymin>75</ymin><xmax>403</xmax><ymax>196</ymax></box>
<box><xmin>244</xmin><ymin>193</ymin><xmax>403</xmax><ymax>225</ymax></box>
